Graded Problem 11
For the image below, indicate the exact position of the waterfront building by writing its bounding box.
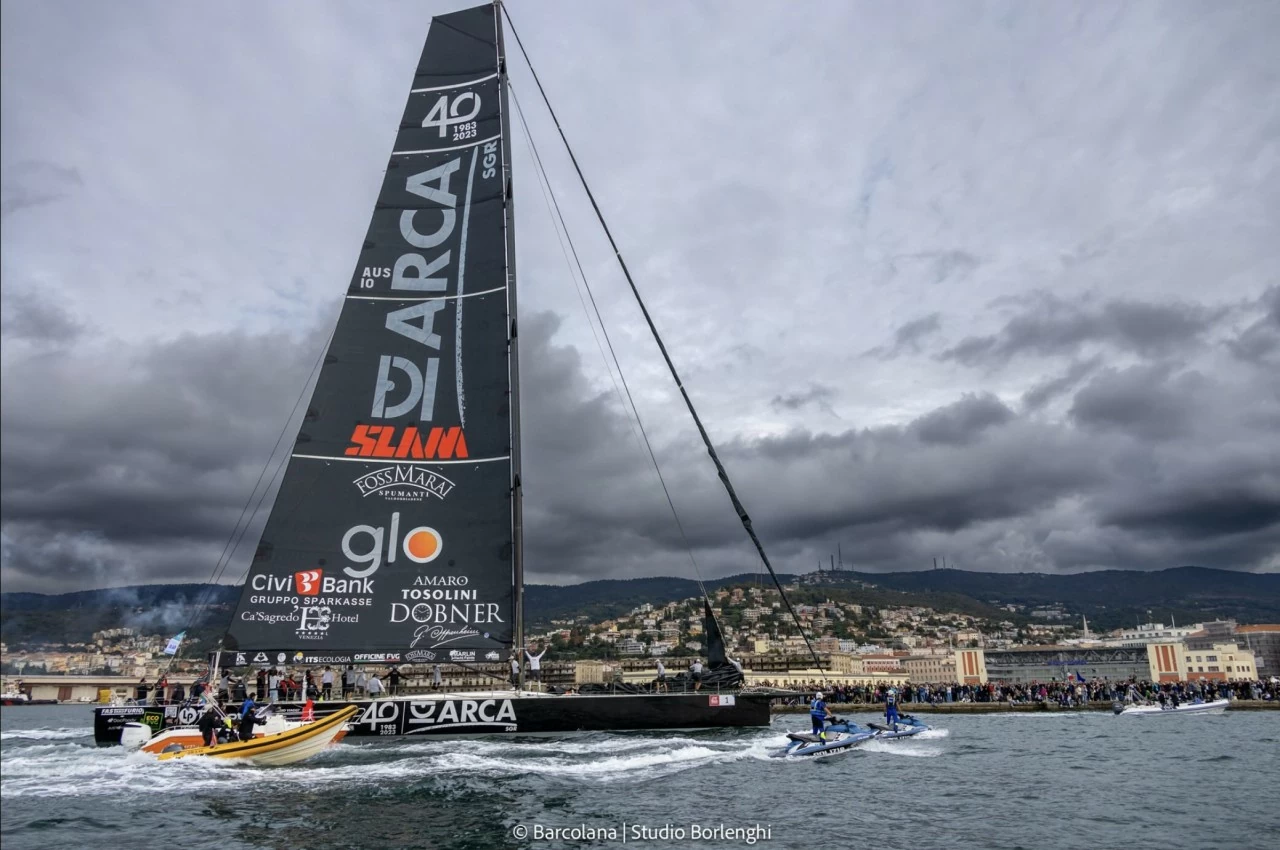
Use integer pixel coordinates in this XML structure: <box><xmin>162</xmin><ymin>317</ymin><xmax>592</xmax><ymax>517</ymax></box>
<box><xmin>1233</xmin><ymin>625</ymin><xmax>1280</xmax><ymax>675</ymax></box>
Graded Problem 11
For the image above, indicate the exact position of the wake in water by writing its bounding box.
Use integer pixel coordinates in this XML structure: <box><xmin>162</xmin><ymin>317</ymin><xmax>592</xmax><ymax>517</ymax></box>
<box><xmin>0</xmin><ymin>729</ymin><xmax>786</xmax><ymax>798</ymax></box>
<box><xmin>0</xmin><ymin>728</ymin><xmax>89</xmax><ymax>742</ymax></box>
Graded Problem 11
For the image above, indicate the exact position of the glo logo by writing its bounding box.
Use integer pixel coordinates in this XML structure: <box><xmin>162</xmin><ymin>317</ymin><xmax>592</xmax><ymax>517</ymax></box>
<box><xmin>295</xmin><ymin>570</ymin><xmax>322</xmax><ymax>596</ymax></box>
<box><xmin>341</xmin><ymin>512</ymin><xmax>443</xmax><ymax>579</ymax></box>
<box><xmin>421</xmin><ymin>92</ymin><xmax>480</xmax><ymax>137</ymax></box>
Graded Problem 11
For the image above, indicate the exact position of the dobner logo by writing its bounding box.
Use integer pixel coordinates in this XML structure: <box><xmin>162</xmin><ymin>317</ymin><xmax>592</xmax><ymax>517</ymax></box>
<box><xmin>342</xmin><ymin>511</ymin><xmax>443</xmax><ymax>579</ymax></box>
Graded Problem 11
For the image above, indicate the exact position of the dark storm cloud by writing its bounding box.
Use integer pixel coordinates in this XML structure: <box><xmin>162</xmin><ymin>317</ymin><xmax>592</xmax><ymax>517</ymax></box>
<box><xmin>770</xmin><ymin>383</ymin><xmax>837</xmax><ymax>413</ymax></box>
<box><xmin>908</xmin><ymin>393</ymin><xmax>1014</xmax><ymax>445</ymax></box>
<box><xmin>941</xmin><ymin>294</ymin><xmax>1225</xmax><ymax>366</ymax></box>
<box><xmin>0</xmin><ymin>287</ymin><xmax>83</xmax><ymax>344</ymax></box>
<box><xmin>1022</xmin><ymin>357</ymin><xmax>1101</xmax><ymax>411</ymax></box>
<box><xmin>869</xmin><ymin>313</ymin><xmax>942</xmax><ymax>359</ymax></box>
<box><xmin>0</xmin><ymin>160</ymin><xmax>82</xmax><ymax>218</ymax></box>
<box><xmin>3</xmin><ymin>0</ymin><xmax>1279</xmax><ymax>590</ymax></box>
<box><xmin>1068</xmin><ymin>364</ymin><xmax>1207</xmax><ymax>441</ymax></box>
<box><xmin>1228</xmin><ymin>286</ymin><xmax>1280</xmax><ymax>366</ymax></box>
<box><xmin>0</xmin><ymin>318</ymin><xmax>336</xmax><ymax>589</ymax></box>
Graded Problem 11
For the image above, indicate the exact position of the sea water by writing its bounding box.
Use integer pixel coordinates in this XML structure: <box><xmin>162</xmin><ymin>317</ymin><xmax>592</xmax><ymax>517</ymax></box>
<box><xmin>2</xmin><ymin>705</ymin><xmax>1277</xmax><ymax>849</ymax></box>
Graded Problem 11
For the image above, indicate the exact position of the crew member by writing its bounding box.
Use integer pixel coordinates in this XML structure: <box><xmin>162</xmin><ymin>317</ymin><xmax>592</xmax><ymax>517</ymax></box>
<box><xmin>321</xmin><ymin>666</ymin><xmax>334</xmax><ymax>701</ymax></box>
<box><xmin>655</xmin><ymin>659</ymin><xmax>667</xmax><ymax>693</ymax></box>
<box><xmin>810</xmin><ymin>691</ymin><xmax>833</xmax><ymax>742</ymax></box>
<box><xmin>525</xmin><ymin>645</ymin><xmax>546</xmax><ymax>689</ymax></box>
<box><xmin>238</xmin><ymin>694</ymin><xmax>258</xmax><ymax>741</ymax></box>
<box><xmin>885</xmin><ymin>687</ymin><xmax>900</xmax><ymax>729</ymax></box>
<box><xmin>689</xmin><ymin>659</ymin><xmax>704</xmax><ymax>691</ymax></box>
<box><xmin>509</xmin><ymin>655</ymin><xmax>520</xmax><ymax>689</ymax></box>
<box><xmin>198</xmin><ymin>704</ymin><xmax>220</xmax><ymax>748</ymax></box>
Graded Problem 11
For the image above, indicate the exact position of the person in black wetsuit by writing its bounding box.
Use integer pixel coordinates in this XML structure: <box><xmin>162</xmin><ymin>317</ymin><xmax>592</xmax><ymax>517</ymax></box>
<box><xmin>198</xmin><ymin>706</ymin><xmax>220</xmax><ymax>748</ymax></box>
<box><xmin>238</xmin><ymin>695</ymin><xmax>258</xmax><ymax>741</ymax></box>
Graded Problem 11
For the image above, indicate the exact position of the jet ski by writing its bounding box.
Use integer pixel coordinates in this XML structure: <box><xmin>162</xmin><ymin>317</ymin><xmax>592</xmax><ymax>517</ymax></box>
<box><xmin>835</xmin><ymin>714</ymin><xmax>931</xmax><ymax>740</ymax></box>
<box><xmin>771</xmin><ymin>718</ymin><xmax>877</xmax><ymax>759</ymax></box>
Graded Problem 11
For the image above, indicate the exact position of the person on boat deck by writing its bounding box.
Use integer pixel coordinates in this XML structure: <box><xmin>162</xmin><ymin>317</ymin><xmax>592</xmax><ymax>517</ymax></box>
<box><xmin>232</xmin><ymin>677</ymin><xmax>248</xmax><ymax>703</ymax></box>
<box><xmin>218</xmin><ymin>671</ymin><xmax>231</xmax><ymax>702</ymax></box>
<box><xmin>388</xmin><ymin>667</ymin><xmax>403</xmax><ymax>696</ymax></box>
<box><xmin>198</xmin><ymin>704</ymin><xmax>220</xmax><ymax>748</ymax></box>
<box><xmin>810</xmin><ymin>692</ymin><xmax>833</xmax><ymax>741</ymax></box>
<box><xmin>321</xmin><ymin>666</ymin><xmax>334</xmax><ymax>701</ymax></box>
<box><xmin>689</xmin><ymin>659</ymin><xmax>704</xmax><ymax>691</ymax></box>
<box><xmin>172</xmin><ymin>682</ymin><xmax>186</xmax><ymax>703</ymax></box>
<box><xmin>367</xmin><ymin>672</ymin><xmax>385</xmax><ymax>699</ymax></box>
<box><xmin>237</xmin><ymin>695</ymin><xmax>258</xmax><ymax>741</ymax></box>
<box><xmin>343</xmin><ymin>665</ymin><xmax>356</xmax><ymax>700</ymax></box>
<box><xmin>525</xmin><ymin>645</ymin><xmax>547</xmax><ymax>687</ymax></box>
<box><xmin>509</xmin><ymin>655</ymin><xmax>520</xmax><ymax>688</ymax></box>
<box><xmin>432</xmin><ymin>664</ymin><xmax>442</xmax><ymax>691</ymax></box>
<box><xmin>655</xmin><ymin>659</ymin><xmax>667</xmax><ymax>693</ymax></box>
<box><xmin>355</xmin><ymin>668</ymin><xmax>368</xmax><ymax>698</ymax></box>
<box><xmin>268</xmin><ymin>668</ymin><xmax>281</xmax><ymax>703</ymax></box>
<box><xmin>135</xmin><ymin>678</ymin><xmax>150</xmax><ymax>704</ymax></box>
<box><xmin>885</xmin><ymin>687</ymin><xmax>900</xmax><ymax>729</ymax></box>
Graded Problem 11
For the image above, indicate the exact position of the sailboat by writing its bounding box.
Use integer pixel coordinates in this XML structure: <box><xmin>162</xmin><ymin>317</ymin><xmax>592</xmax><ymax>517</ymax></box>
<box><xmin>94</xmin><ymin>1</ymin><xmax>779</xmax><ymax>746</ymax></box>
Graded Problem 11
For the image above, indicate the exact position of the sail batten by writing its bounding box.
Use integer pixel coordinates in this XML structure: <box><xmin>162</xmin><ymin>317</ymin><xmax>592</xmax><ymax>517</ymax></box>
<box><xmin>224</xmin><ymin>4</ymin><xmax>515</xmax><ymax>666</ymax></box>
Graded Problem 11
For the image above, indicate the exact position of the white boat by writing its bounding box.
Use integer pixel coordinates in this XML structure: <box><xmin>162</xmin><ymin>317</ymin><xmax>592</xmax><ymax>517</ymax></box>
<box><xmin>1114</xmin><ymin>698</ymin><xmax>1229</xmax><ymax>716</ymax></box>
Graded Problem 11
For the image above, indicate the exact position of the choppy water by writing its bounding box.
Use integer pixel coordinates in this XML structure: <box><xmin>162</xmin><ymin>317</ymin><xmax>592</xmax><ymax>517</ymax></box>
<box><xmin>2</xmin><ymin>705</ymin><xmax>1277</xmax><ymax>849</ymax></box>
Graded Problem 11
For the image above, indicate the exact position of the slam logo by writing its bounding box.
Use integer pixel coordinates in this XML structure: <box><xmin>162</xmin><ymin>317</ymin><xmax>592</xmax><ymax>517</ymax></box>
<box><xmin>346</xmin><ymin>425</ymin><xmax>468</xmax><ymax>460</ymax></box>
<box><xmin>295</xmin><ymin>569</ymin><xmax>323</xmax><ymax>596</ymax></box>
<box><xmin>352</xmin><ymin>466</ymin><xmax>456</xmax><ymax>503</ymax></box>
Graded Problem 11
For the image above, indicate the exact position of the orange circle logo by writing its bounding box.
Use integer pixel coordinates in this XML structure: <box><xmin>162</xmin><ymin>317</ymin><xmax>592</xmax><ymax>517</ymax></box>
<box><xmin>402</xmin><ymin>527</ymin><xmax>442</xmax><ymax>563</ymax></box>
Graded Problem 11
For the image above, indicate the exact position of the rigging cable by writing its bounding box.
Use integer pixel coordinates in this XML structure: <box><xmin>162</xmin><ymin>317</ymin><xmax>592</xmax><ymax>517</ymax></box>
<box><xmin>502</xmin><ymin>4</ymin><xmax>825</xmax><ymax>679</ymax></box>
<box><xmin>508</xmin><ymin>84</ymin><xmax>710</xmax><ymax>597</ymax></box>
<box><xmin>511</xmin><ymin>84</ymin><xmax>740</xmax><ymax>664</ymax></box>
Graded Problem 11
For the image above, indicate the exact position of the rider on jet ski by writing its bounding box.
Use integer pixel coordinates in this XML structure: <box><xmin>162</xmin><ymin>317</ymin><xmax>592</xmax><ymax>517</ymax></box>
<box><xmin>885</xmin><ymin>687</ymin><xmax>900</xmax><ymax>730</ymax></box>
<box><xmin>810</xmin><ymin>692</ymin><xmax>834</xmax><ymax>741</ymax></box>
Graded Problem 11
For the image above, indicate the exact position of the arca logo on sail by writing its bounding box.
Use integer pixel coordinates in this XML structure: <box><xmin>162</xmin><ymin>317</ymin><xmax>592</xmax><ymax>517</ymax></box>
<box><xmin>345</xmin><ymin>424</ymin><xmax>468</xmax><ymax>460</ymax></box>
<box><xmin>341</xmin><ymin>511</ymin><xmax>443</xmax><ymax>579</ymax></box>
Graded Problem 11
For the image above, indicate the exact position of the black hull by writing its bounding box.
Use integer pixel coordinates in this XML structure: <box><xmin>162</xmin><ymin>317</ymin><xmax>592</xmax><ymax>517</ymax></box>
<box><xmin>93</xmin><ymin>692</ymin><xmax>771</xmax><ymax>746</ymax></box>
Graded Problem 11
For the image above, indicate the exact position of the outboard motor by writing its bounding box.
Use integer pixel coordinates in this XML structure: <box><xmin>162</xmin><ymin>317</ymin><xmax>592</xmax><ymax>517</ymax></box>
<box><xmin>120</xmin><ymin>722</ymin><xmax>154</xmax><ymax>750</ymax></box>
<box><xmin>1112</xmin><ymin>701</ymin><xmax>1125</xmax><ymax>715</ymax></box>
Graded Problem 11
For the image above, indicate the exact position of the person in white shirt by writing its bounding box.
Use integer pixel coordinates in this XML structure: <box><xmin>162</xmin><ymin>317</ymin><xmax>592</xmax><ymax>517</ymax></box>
<box><xmin>366</xmin><ymin>672</ymin><xmax>384</xmax><ymax>698</ymax></box>
<box><xmin>525</xmin><ymin>645</ymin><xmax>547</xmax><ymax>687</ymax></box>
<box><xmin>655</xmin><ymin>659</ymin><xmax>667</xmax><ymax>693</ymax></box>
<box><xmin>689</xmin><ymin>659</ymin><xmax>704</xmax><ymax>691</ymax></box>
<box><xmin>355</xmin><ymin>668</ymin><xmax>368</xmax><ymax>698</ymax></box>
<box><xmin>321</xmin><ymin>666</ymin><xmax>335</xmax><ymax>700</ymax></box>
<box><xmin>432</xmin><ymin>664</ymin><xmax>442</xmax><ymax>691</ymax></box>
<box><xmin>509</xmin><ymin>656</ymin><xmax>520</xmax><ymax>689</ymax></box>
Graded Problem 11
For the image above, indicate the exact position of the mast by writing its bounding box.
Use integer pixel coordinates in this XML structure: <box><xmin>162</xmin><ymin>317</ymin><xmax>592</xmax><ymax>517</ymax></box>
<box><xmin>495</xmin><ymin>0</ymin><xmax>524</xmax><ymax>688</ymax></box>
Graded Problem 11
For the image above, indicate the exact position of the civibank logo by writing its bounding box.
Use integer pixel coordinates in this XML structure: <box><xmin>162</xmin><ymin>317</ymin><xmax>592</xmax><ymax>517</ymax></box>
<box><xmin>342</xmin><ymin>512</ymin><xmax>443</xmax><ymax>579</ymax></box>
<box><xmin>296</xmin><ymin>570</ymin><xmax>322</xmax><ymax>596</ymax></box>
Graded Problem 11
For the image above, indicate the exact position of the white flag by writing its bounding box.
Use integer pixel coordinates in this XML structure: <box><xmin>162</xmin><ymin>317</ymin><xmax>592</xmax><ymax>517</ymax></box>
<box><xmin>163</xmin><ymin>631</ymin><xmax>186</xmax><ymax>656</ymax></box>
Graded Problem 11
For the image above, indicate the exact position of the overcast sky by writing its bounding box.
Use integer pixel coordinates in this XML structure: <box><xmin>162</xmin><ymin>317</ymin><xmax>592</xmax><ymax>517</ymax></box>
<box><xmin>2</xmin><ymin>0</ymin><xmax>1277</xmax><ymax>593</ymax></box>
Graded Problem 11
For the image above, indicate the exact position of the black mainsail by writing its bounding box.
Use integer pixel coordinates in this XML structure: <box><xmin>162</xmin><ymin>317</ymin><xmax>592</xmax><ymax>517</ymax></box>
<box><xmin>91</xmin><ymin>4</ymin><xmax>780</xmax><ymax>747</ymax></box>
<box><xmin>223</xmin><ymin>3</ymin><xmax>517</xmax><ymax>668</ymax></box>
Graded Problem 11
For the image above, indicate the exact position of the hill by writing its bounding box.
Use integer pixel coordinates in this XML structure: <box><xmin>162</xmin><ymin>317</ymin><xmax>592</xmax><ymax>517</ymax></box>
<box><xmin>3</xmin><ymin>567</ymin><xmax>1276</xmax><ymax>647</ymax></box>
